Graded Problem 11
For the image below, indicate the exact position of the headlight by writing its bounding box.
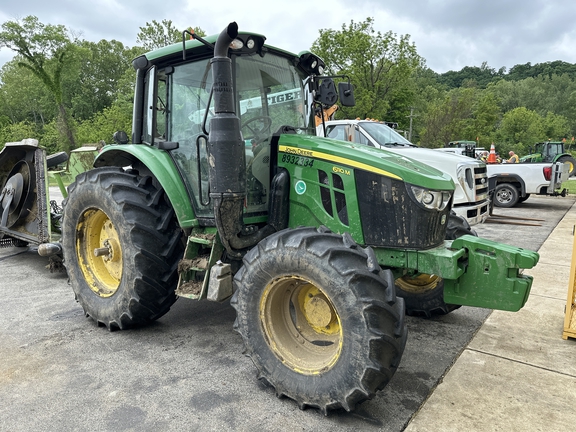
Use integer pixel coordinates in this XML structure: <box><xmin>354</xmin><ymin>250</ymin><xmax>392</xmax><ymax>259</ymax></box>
<box><xmin>230</xmin><ymin>39</ymin><xmax>244</xmax><ymax>50</ymax></box>
<box><xmin>410</xmin><ymin>186</ymin><xmax>451</xmax><ymax>210</ymax></box>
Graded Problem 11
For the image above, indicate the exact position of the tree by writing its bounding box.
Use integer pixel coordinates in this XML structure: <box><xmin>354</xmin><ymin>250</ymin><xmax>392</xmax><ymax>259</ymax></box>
<box><xmin>0</xmin><ymin>16</ymin><xmax>78</xmax><ymax>152</ymax></box>
<box><xmin>67</xmin><ymin>40</ymin><xmax>142</xmax><ymax>121</ymax></box>
<box><xmin>541</xmin><ymin>111</ymin><xmax>570</xmax><ymax>141</ymax></box>
<box><xmin>496</xmin><ymin>107</ymin><xmax>544</xmax><ymax>154</ymax></box>
<box><xmin>419</xmin><ymin>87</ymin><xmax>478</xmax><ymax>147</ymax></box>
<box><xmin>311</xmin><ymin>18</ymin><xmax>422</xmax><ymax>122</ymax></box>
<box><xmin>136</xmin><ymin>20</ymin><xmax>206</xmax><ymax>51</ymax></box>
<box><xmin>437</xmin><ymin>62</ymin><xmax>505</xmax><ymax>89</ymax></box>
<box><xmin>0</xmin><ymin>60</ymin><xmax>53</xmax><ymax>126</ymax></box>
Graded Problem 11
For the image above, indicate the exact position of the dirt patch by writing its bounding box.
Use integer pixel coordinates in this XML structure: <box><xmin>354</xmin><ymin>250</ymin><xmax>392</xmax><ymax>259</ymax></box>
<box><xmin>178</xmin><ymin>280</ymin><xmax>203</xmax><ymax>296</ymax></box>
<box><xmin>178</xmin><ymin>255</ymin><xmax>209</xmax><ymax>272</ymax></box>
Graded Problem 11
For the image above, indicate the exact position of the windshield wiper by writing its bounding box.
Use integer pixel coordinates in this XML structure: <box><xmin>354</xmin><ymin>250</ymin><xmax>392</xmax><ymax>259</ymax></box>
<box><xmin>383</xmin><ymin>142</ymin><xmax>414</xmax><ymax>147</ymax></box>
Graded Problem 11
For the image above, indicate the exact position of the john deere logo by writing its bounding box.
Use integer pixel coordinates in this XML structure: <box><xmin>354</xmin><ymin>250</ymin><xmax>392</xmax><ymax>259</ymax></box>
<box><xmin>295</xmin><ymin>180</ymin><xmax>307</xmax><ymax>195</ymax></box>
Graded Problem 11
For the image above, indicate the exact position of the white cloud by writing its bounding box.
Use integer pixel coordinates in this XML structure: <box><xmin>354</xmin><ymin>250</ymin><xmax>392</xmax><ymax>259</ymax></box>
<box><xmin>2</xmin><ymin>0</ymin><xmax>576</xmax><ymax>73</ymax></box>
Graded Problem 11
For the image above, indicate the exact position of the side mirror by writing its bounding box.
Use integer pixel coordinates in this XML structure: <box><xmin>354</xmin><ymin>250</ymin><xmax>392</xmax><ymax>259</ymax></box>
<box><xmin>338</xmin><ymin>82</ymin><xmax>355</xmax><ymax>107</ymax></box>
<box><xmin>316</xmin><ymin>79</ymin><xmax>338</xmax><ymax>106</ymax></box>
<box><xmin>113</xmin><ymin>131</ymin><xmax>129</xmax><ymax>144</ymax></box>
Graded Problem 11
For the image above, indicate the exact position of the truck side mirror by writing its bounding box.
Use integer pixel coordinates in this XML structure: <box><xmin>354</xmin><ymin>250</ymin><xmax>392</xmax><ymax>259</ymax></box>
<box><xmin>338</xmin><ymin>82</ymin><xmax>355</xmax><ymax>107</ymax></box>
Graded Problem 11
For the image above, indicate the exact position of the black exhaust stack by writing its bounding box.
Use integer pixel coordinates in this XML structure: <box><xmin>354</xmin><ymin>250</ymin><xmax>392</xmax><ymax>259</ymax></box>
<box><xmin>208</xmin><ymin>23</ymin><xmax>248</xmax><ymax>256</ymax></box>
<box><xmin>208</xmin><ymin>23</ymin><xmax>278</xmax><ymax>257</ymax></box>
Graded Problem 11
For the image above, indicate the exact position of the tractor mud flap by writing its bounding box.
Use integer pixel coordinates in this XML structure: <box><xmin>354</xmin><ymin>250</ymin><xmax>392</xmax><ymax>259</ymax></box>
<box><xmin>443</xmin><ymin>235</ymin><xmax>539</xmax><ymax>311</ymax></box>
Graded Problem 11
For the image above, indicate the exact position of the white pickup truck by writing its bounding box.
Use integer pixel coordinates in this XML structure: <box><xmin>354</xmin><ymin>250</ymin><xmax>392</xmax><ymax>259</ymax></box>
<box><xmin>487</xmin><ymin>162</ymin><xmax>569</xmax><ymax>207</ymax></box>
<box><xmin>317</xmin><ymin>119</ymin><xmax>490</xmax><ymax>225</ymax></box>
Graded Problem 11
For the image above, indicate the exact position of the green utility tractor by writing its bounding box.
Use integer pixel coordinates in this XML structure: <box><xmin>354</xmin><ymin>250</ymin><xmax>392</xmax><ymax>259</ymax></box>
<box><xmin>520</xmin><ymin>141</ymin><xmax>576</xmax><ymax>176</ymax></box>
<box><xmin>29</xmin><ymin>23</ymin><xmax>539</xmax><ymax>413</ymax></box>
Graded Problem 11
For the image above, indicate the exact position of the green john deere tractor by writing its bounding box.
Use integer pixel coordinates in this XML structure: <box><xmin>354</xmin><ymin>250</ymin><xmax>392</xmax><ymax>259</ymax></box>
<box><xmin>17</xmin><ymin>23</ymin><xmax>539</xmax><ymax>413</ymax></box>
<box><xmin>520</xmin><ymin>141</ymin><xmax>576</xmax><ymax>176</ymax></box>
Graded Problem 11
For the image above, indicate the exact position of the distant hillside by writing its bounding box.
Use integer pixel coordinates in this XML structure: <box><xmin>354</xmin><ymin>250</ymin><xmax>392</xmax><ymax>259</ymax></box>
<box><xmin>436</xmin><ymin>60</ymin><xmax>576</xmax><ymax>89</ymax></box>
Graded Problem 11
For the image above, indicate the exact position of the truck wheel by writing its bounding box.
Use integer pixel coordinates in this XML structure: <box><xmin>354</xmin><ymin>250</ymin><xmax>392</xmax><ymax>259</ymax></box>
<box><xmin>518</xmin><ymin>193</ymin><xmax>531</xmax><ymax>203</ymax></box>
<box><xmin>557</xmin><ymin>155</ymin><xmax>576</xmax><ymax>177</ymax></box>
<box><xmin>395</xmin><ymin>212</ymin><xmax>477</xmax><ymax>318</ymax></box>
<box><xmin>62</xmin><ymin>167</ymin><xmax>184</xmax><ymax>330</ymax></box>
<box><xmin>494</xmin><ymin>183</ymin><xmax>519</xmax><ymax>207</ymax></box>
<box><xmin>231</xmin><ymin>226</ymin><xmax>407</xmax><ymax>413</ymax></box>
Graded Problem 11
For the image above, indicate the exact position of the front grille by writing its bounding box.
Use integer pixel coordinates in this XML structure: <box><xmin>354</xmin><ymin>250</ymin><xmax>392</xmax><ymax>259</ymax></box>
<box><xmin>355</xmin><ymin>170</ymin><xmax>450</xmax><ymax>249</ymax></box>
<box><xmin>474</xmin><ymin>165</ymin><xmax>489</xmax><ymax>200</ymax></box>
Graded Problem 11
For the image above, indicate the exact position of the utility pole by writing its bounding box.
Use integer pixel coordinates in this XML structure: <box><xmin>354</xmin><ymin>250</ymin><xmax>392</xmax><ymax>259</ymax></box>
<box><xmin>406</xmin><ymin>107</ymin><xmax>418</xmax><ymax>142</ymax></box>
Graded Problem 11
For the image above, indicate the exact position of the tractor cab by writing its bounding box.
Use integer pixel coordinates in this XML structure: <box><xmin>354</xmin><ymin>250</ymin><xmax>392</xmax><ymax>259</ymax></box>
<box><xmin>533</xmin><ymin>142</ymin><xmax>565</xmax><ymax>162</ymax></box>
<box><xmin>521</xmin><ymin>141</ymin><xmax>576</xmax><ymax>176</ymax></box>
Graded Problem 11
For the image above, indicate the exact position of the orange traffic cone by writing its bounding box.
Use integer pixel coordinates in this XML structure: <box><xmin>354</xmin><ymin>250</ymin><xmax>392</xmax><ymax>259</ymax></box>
<box><xmin>487</xmin><ymin>143</ymin><xmax>497</xmax><ymax>164</ymax></box>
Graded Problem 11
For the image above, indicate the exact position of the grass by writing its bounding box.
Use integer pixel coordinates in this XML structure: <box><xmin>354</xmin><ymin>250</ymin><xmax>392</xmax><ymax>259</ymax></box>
<box><xmin>562</xmin><ymin>179</ymin><xmax>576</xmax><ymax>194</ymax></box>
<box><xmin>47</xmin><ymin>172</ymin><xmax>73</xmax><ymax>187</ymax></box>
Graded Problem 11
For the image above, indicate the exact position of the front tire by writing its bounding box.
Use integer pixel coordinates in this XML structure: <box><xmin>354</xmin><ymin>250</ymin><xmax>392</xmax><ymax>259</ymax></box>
<box><xmin>395</xmin><ymin>212</ymin><xmax>477</xmax><ymax>317</ymax></box>
<box><xmin>231</xmin><ymin>226</ymin><xmax>407</xmax><ymax>413</ymax></box>
<box><xmin>494</xmin><ymin>183</ymin><xmax>519</xmax><ymax>207</ymax></box>
<box><xmin>62</xmin><ymin>167</ymin><xmax>184</xmax><ymax>330</ymax></box>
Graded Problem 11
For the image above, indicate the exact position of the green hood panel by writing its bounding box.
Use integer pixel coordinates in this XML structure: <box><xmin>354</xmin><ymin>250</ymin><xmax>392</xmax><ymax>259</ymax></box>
<box><xmin>278</xmin><ymin>134</ymin><xmax>454</xmax><ymax>190</ymax></box>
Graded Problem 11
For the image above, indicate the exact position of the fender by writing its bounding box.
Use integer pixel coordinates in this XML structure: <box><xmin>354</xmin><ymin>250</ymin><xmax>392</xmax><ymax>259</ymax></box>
<box><xmin>491</xmin><ymin>173</ymin><xmax>526</xmax><ymax>197</ymax></box>
<box><xmin>94</xmin><ymin>144</ymin><xmax>197</xmax><ymax>228</ymax></box>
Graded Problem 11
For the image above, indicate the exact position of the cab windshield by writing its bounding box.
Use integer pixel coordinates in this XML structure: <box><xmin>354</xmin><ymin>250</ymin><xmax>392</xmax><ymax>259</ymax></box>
<box><xmin>164</xmin><ymin>51</ymin><xmax>313</xmax><ymax>219</ymax></box>
<box><xmin>360</xmin><ymin>121</ymin><xmax>415</xmax><ymax>147</ymax></box>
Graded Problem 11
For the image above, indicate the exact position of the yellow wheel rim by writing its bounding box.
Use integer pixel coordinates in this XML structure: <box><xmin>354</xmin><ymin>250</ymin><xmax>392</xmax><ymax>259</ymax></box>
<box><xmin>396</xmin><ymin>274</ymin><xmax>441</xmax><ymax>294</ymax></box>
<box><xmin>76</xmin><ymin>208</ymin><xmax>122</xmax><ymax>297</ymax></box>
<box><xmin>260</xmin><ymin>277</ymin><xmax>342</xmax><ymax>375</ymax></box>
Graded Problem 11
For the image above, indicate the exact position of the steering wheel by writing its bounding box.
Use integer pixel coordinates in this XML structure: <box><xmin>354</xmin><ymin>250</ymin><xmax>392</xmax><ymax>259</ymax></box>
<box><xmin>242</xmin><ymin>116</ymin><xmax>272</xmax><ymax>143</ymax></box>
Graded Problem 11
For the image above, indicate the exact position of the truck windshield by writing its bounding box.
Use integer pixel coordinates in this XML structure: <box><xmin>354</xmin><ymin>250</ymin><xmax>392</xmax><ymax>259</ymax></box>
<box><xmin>359</xmin><ymin>121</ymin><xmax>415</xmax><ymax>147</ymax></box>
<box><xmin>167</xmin><ymin>51</ymin><xmax>312</xmax><ymax>220</ymax></box>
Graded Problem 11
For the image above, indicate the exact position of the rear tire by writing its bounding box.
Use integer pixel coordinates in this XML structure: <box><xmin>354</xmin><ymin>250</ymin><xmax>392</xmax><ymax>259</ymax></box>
<box><xmin>557</xmin><ymin>155</ymin><xmax>576</xmax><ymax>177</ymax></box>
<box><xmin>231</xmin><ymin>226</ymin><xmax>407</xmax><ymax>413</ymax></box>
<box><xmin>46</xmin><ymin>151</ymin><xmax>69</xmax><ymax>169</ymax></box>
<box><xmin>395</xmin><ymin>212</ymin><xmax>477</xmax><ymax>318</ymax></box>
<box><xmin>494</xmin><ymin>183</ymin><xmax>519</xmax><ymax>207</ymax></box>
<box><xmin>518</xmin><ymin>193</ymin><xmax>530</xmax><ymax>203</ymax></box>
<box><xmin>62</xmin><ymin>167</ymin><xmax>184</xmax><ymax>330</ymax></box>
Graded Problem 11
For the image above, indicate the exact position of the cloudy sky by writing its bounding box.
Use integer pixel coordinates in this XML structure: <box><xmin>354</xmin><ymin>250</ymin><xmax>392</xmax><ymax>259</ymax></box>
<box><xmin>1</xmin><ymin>0</ymin><xmax>576</xmax><ymax>74</ymax></box>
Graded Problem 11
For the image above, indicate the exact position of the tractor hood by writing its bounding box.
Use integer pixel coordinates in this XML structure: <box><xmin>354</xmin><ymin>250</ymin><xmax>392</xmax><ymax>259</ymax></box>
<box><xmin>278</xmin><ymin>134</ymin><xmax>455</xmax><ymax>191</ymax></box>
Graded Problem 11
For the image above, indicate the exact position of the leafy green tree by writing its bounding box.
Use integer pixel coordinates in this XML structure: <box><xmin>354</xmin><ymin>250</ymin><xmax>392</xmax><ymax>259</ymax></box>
<box><xmin>507</xmin><ymin>61</ymin><xmax>576</xmax><ymax>81</ymax></box>
<box><xmin>419</xmin><ymin>87</ymin><xmax>478</xmax><ymax>147</ymax></box>
<box><xmin>0</xmin><ymin>16</ymin><xmax>79</xmax><ymax>152</ymax></box>
<box><xmin>496</xmin><ymin>107</ymin><xmax>544</xmax><ymax>154</ymax></box>
<box><xmin>468</xmin><ymin>91</ymin><xmax>501</xmax><ymax>147</ymax></box>
<box><xmin>76</xmin><ymin>100</ymin><xmax>133</xmax><ymax>145</ymax></box>
<box><xmin>67</xmin><ymin>40</ymin><xmax>142</xmax><ymax>121</ymax></box>
<box><xmin>437</xmin><ymin>62</ymin><xmax>505</xmax><ymax>89</ymax></box>
<box><xmin>0</xmin><ymin>121</ymin><xmax>37</xmax><ymax>151</ymax></box>
<box><xmin>311</xmin><ymin>17</ymin><xmax>422</xmax><ymax>122</ymax></box>
<box><xmin>0</xmin><ymin>60</ymin><xmax>54</xmax><ymax>125</ymax></box>
<box><xmin>137</xmin><ymin>20</ymin><xmax>206</xmax><ymax>51</ymax></box>
<box><xmin>541</xmin><ymin>111</ymin><xmax>570</xmax><ymax>141</ymax></box>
